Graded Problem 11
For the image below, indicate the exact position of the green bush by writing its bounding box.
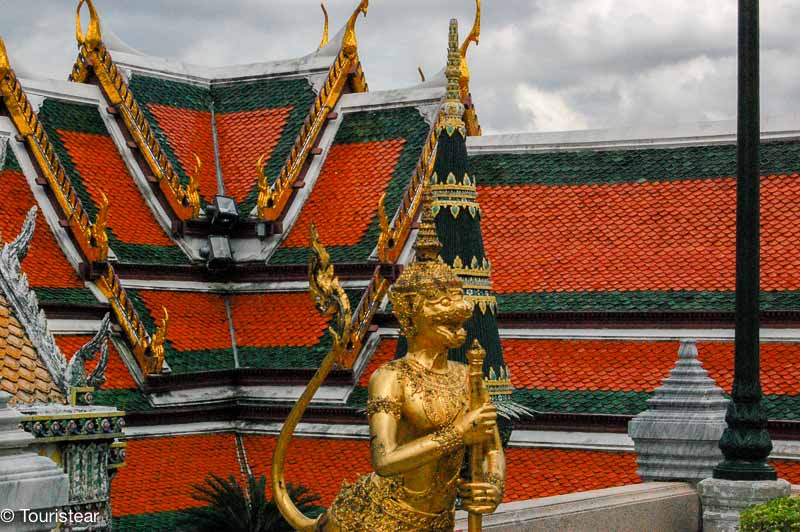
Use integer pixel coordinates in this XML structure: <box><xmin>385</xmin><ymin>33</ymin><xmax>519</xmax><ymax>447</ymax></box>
<box><xmin>740</xmin><ymin>497</ymin><xmax>800</xmax><ymax>532</ymax></box>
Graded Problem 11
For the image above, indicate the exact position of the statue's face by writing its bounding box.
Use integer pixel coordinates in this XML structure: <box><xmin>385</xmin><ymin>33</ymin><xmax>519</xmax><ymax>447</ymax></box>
<box><xmin>413</xmin><ymin>287</ymin><xmax>474</xmax><ymax>350</ymax></box>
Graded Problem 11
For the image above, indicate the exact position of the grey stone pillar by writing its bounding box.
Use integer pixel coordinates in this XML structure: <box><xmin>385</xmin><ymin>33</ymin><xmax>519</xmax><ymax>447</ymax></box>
<box><xmin>0</xmin><ymin>392</ymin><xmax>69</xmax><ymax>531</ymax></box>
<box><xmin>628</xmin><ymin>340</ymin><xmax>728</xmax><ymax>483</ymax></box>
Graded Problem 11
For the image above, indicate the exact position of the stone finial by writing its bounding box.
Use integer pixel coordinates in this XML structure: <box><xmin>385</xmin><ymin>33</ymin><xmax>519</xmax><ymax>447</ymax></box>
<box><xmin>628</xmin><ymin>340</ymin><xmax>729</xmax><ymax>483</ymax></box>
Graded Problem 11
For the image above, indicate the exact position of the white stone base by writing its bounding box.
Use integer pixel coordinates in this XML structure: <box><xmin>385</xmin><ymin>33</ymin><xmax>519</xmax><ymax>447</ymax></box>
<box><xmin>698</xmin><ymin>478</ymin><xmax>791</xmax><ymax>532</ymax></box>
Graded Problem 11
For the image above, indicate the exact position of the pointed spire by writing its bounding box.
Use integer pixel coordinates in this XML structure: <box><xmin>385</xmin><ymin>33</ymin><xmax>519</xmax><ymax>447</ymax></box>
<box><xmin>318</xmin><ymin>2</ymin><xmax>330</xmax><ymax>50</ymax></box>
<box><xmin>0</xmin><ymin>37</ymin><xmax>10</xmax><ymax>79</ymax></box>
<box><xmin>441</xmin><ymin>20</ymin><xmax>466</xmax><ymax>135</ymax></box>
<box><xmin>76</xmin><ymin>0</ymin><xmax>103</xmax><ymax>50</ymax></box>
<box><xmin>414</xmin><ymin>176</ymin><xmax>442</xmax><ymax>262</ymax></box>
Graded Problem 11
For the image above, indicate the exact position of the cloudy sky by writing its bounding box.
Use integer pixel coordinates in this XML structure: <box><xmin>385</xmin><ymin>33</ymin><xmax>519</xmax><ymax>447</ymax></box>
<box><xmin>1</xmin><ymin>0</ymin><xmax>799</xmax><ymax>134</ymax></box>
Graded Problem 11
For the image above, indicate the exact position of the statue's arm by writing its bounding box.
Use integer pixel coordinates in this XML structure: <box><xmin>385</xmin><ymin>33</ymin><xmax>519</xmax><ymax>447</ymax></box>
<box><xmin>485</xmin><ymin>424</ymin><xmax>506</xmax><ymax>495</ymax></box>
<box><xmin>367</xmin><ymin>366</ymin><xmax>462</xmax><ymax>477</ymax></box>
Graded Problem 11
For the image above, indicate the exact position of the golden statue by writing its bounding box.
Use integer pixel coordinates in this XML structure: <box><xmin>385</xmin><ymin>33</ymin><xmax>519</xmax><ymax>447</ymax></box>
<box><xmin>272</xmin><ymin>181</ymin><xmax>505</xmax><ymax>530</ymax></box>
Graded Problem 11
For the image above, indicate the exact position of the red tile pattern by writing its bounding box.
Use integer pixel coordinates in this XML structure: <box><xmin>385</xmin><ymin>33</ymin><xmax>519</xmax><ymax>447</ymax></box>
<box><xmin>56</xmin><ymin>335</ymin><xmax>136</xmax><ymax>389</ymax></box>
<box><xmin>243</xmin><ymin>435</ymin><xmax>373</xmax><ymax>507</ymax></box>
<box><xmin>111</xmin><ymin>433</ymin><xmax>240</xmax><ymax>516</ymax></box>
<box><xmin>148</xmin><ymin>104</ymin><xmax>217</xmax><ymax>203</ymax></box>
<box><xmin>358</xmin><ymin>338</ymin><xmax>398</xmax><ymax>386</ymax></box>
<box><xmin>502</xmin><ymin>339</ymin><xmax>676</xmax><ymax>392</ymax></box>
<box><xmin>0</xmin><ymin>168</ymin><xmax>84</xmax><ymax>289</ymax></box>
<box><xmin>504</xmin><ymin>448</ymin><xmax>640</xmax><ymax>500</ymax></box>
<box><xmin>136</xmin><ymin>291</ymin><xmax>231</xmax><ymax>351</ymax></box>
<box><xmin>229</xmin><ymin>293</ymin><xmax>329</xmax><ymax>347</ymax></box>
<box><xmin>59</xmin><ymin>131</ymin><xmax>175</xmax><ymax>246</ymax></box>
<box><xmin>216</xmin><ymin>107</ymin><xmax>292</xmax><ymax>205</ymax></box>
<box><xmin>478</xmin><ymin>175</ymin><xmax>800</xmax><ymax>293</ymax></box>
<box><xmin>771</xmin><ymin>460</ymin><xmax>800</xmax><ymax>485</ymax></box>
<box><xmin>500</xmin><ymin>338</ymin><xmax>800</xmax><ymax>395</ymax></box>
<box><xmin>282</xmin><ymin>140</ymin><xmax>406</xmax><ymax>248</ymax></box>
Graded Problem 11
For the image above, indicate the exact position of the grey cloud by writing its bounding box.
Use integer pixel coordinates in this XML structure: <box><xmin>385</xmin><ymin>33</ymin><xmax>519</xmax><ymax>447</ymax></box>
<box><xmin>1</xmin><ymin>0</ymin><xmax>799</xmax><ymax>134</ymax></box>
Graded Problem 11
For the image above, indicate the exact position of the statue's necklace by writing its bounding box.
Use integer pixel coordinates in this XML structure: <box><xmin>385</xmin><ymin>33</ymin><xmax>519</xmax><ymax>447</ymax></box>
<box><xmin>401</xmin><ymin>358</ymin><xmax>466</xmax><ymax>428</ymax></box>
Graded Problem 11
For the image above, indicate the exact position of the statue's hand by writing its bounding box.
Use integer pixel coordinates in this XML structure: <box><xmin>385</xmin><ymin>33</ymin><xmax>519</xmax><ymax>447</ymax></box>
<box><xmin>456</xmin><ymin>403</ymin><xmax>496</xmax><ymax>445</ymax></box>
<box><xmin>458</xmin><ymin>479</ymin><xmax>502</xmax><ymax>514</ymax></box>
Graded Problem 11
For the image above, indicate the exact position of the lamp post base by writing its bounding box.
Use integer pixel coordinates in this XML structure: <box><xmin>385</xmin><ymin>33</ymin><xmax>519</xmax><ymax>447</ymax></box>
<box><xmin>713</xmin><ymin>460</ymin><xmax>777</xmax><ymax>481</ymax></box>
<box><xmin>698</xmin><ymin>477</ymin><xmax>789</xmax><ymax>532</ymax></box>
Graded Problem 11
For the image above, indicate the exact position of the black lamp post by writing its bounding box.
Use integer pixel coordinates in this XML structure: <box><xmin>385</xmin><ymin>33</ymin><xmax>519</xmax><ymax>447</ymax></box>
<box><xmin>712</xmin><ymin>0</ymin><xmax>776</xmax><ymax>481</ymax></box>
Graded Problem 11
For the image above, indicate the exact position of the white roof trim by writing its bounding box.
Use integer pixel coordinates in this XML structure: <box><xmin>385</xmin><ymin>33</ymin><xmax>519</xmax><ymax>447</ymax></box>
<box><xmin>111</xmin><ymin>48</ymin><xmax>333</xmax><ymax>86</ymax></box>
<box><xmin>496</xmin><ymin>328</ymin><xmax>800</xmax><ymax>342</ymax></box>
<box><xmin>468</xmin><ymin>114</ymin><xmax>800</xmax><ymax>154</ymax></box>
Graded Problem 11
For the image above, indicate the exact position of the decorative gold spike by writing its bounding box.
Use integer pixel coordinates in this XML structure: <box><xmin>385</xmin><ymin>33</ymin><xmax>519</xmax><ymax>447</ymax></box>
<box><xmin>318</xmin><ymin>2</ymin><xmax>329</xmax><ymax>49</ymax></box>
<box><xmin>91</xmin><ymin>191</ymin><xmax>110</xmax><ymax>261</ymax></box>
<box><xmin>459</xmin><ymin>0</ymin><xmax>481</xmax><ymax>97</ymax></box>
<box><xmin>376</xmin><ymin>192</ymin><xmax>392</xmax><ymax>261</ymax></box>
<box><xmin>76</xmin><ymin>0</ymin><xmax>102</xmax><ymax>50</ymax></box>
<box><xmin>342</xmin><ymin>0</ymin><xmax>369</xmax><ymax>58</ymax></box>
<box><xmin>256</xmin><ymin>153</ymin><xmax>276</xmax><ymax>219</ymax></box>
<box><xmin>0</xmin><ymin>37</ymin><xmax>10</xmax><ymax>79</ymax></box>
<box><xmin>418</xmin><ymin>65</ymin><xmax>426</xmax><ymax>82</ymax></box>
<box><xmin>187</xmin><ymin>153</ymin><xmax>202</xmax><ymax>218</ymax></box>
<box><xmin>149</xmin><ymin>306</ymin><xmax>168</xmax><ymax>368</ymax></box>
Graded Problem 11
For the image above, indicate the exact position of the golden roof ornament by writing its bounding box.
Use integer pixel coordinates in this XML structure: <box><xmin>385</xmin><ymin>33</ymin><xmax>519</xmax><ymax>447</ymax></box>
<box><xmin>441</xmin><ymin>19</ymin><xmax>466</xmax><ymax>136</ymax></box>
<box><xmin>91</xmin><ymin>191</ymin><xmax>110</xmax><ymax>261</ymax></box>
<box><xmin>0</xmin><ymin>37</ymin><xmax>10</xmax><ymax>79</ymax></box>
<box><xmin>318</xmin><ymin>2</ymin><xmax>330</xmax><ymax>49</ymax></box>
<box><xmin>76</xmin><ymin>0</ymin><xmax>103</xmax><ymax>51</ymax></box>
<box><xmin>342</xmin><ymin>0</ymin><xmax>369</xmax><ymax>58</ymax></box>
<box><xmin>459</xmin><ymin>0</ymin><xmax>481</xmax><ymax>99</ymax></box>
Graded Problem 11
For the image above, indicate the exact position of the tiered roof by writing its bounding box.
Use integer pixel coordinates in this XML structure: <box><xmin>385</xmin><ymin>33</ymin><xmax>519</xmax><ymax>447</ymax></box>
<box><xmin>6</xmin><ymin>1</ymin><xmax>800</xmax><ymax>525</ymax></box>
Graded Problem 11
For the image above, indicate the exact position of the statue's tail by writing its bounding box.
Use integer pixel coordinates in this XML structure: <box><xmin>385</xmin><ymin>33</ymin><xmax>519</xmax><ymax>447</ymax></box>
<box><xmin>272</xmin><ymin>223</ymin><xmax>352</xmax><ymax>531</ymax></box>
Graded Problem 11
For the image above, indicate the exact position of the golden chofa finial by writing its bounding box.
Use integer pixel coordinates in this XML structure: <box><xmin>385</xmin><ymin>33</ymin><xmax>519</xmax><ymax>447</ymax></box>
<box><xmin>76</xmin><ymin>0</ymin><xmax>102</xmax><ymax>50</ymax></box>
<box><xmin>459</xmin><ymin>0</ymin><xmax>480</xmax><ymax>98</ymax></box>
<box><xmin>0</xmin><ymin>37</ymin><xmax>10</xmax><ymax>79</ymax></box>
<box><xmin>342</xmin><ymin>0</ymin><xmax>369</xmax><ymax>58</ymax></box>
<box><xmin>318</xmin><ymin>2</ymin><xmax>329</xmax><ymax>49</ymax></box>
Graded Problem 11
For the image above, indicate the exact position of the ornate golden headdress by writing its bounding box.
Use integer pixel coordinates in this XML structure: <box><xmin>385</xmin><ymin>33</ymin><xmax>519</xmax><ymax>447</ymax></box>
<box><xmin>389</xmin><ymin>177</ymin><xmax>463</xmax><ymax>337</ymax></box>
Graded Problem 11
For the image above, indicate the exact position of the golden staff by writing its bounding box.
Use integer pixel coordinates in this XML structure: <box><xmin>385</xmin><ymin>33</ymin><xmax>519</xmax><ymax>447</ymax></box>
<box><xmin>467</xmin><ymin>339</ymin><xmax>487</xmax><ymax>532</ymax></box>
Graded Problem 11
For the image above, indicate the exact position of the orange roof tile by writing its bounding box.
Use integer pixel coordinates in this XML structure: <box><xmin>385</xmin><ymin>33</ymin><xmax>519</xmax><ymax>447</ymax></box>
<box><xmin>504</xmin><ymin>448</ymin><xmax>640</xmax><ymax>500</ymax></box>
<box><xmin>136</xmin><ymin>291</ymin><xmax>231</xmax><ymax>351</ymax></box>
<box><xmin>358</xmin><ymin>338</ymin><xmax>397</xmax><ymax>386</ymax></box>
<box><xmin>111</xmin><ymin>433</ymin><xmax>240</xmax><ymax>517</ymax></box>
<box><xmin>499</xmin><ymin>338</ymin><xmax>800</xmax><ymax>396</ymax></box>
<box><xmin>148</xmin><ymin>104</ymin><xmax>217</xmax><ymax>203</ymax></box>
<box><xmin>478</xmin><ymin>175</ymin><xmax>800</xmax><ymax>294</ymax></box>
<box><xmin>282</xmin><ymin>140</ymin><xmax>406</xmax><ymax>249</ymax></box>
<box><xmin>216</xmin><ymin>107</ymin><xmax>292</xmax><ymax>205</ymax></box>
<box><xmin>0</xmin><ymin>295</ymin><xmax>66</xmax><ymax>404</ymax></box>
<box><xmin>56</xmin><ymin>335</ymin><xmax>136</xmax><ymax>389</ymax></box>
<box><xmin>0</xmin><ymin>168</ymin><xmax>84</xmax><ymax>289</ymax></box>
<box><xmin>243</xmin><ymin>435</ymin><xmax>373</xmax><ymax>507</ymax></box>
<box><xmin>229</xmin><ymin>292</ymin><xmax>329</xmax><ymax>348</ymax></box>
<box><xmin>59</xmin><ymin>131</ymin><xmax>175</xmax><ymax>247</ymax></box>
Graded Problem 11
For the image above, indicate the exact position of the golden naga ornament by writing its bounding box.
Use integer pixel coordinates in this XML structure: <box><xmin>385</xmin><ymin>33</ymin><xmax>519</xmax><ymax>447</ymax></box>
<box><xmin>91</xmin><ymin>191</ymin><xmax>110</xmax><ymax>262</ymax></box>
<box><xmin>272</xmin><ymin>175</ymin><xmax>505</xmax><ymax>530</ymax></box>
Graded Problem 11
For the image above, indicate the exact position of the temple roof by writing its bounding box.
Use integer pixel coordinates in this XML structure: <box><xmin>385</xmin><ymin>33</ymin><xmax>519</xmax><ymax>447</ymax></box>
<box><xmin>467</xmin><ymin>125</ymin><xmax>800</xmax><ymax>314</ymax></box>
